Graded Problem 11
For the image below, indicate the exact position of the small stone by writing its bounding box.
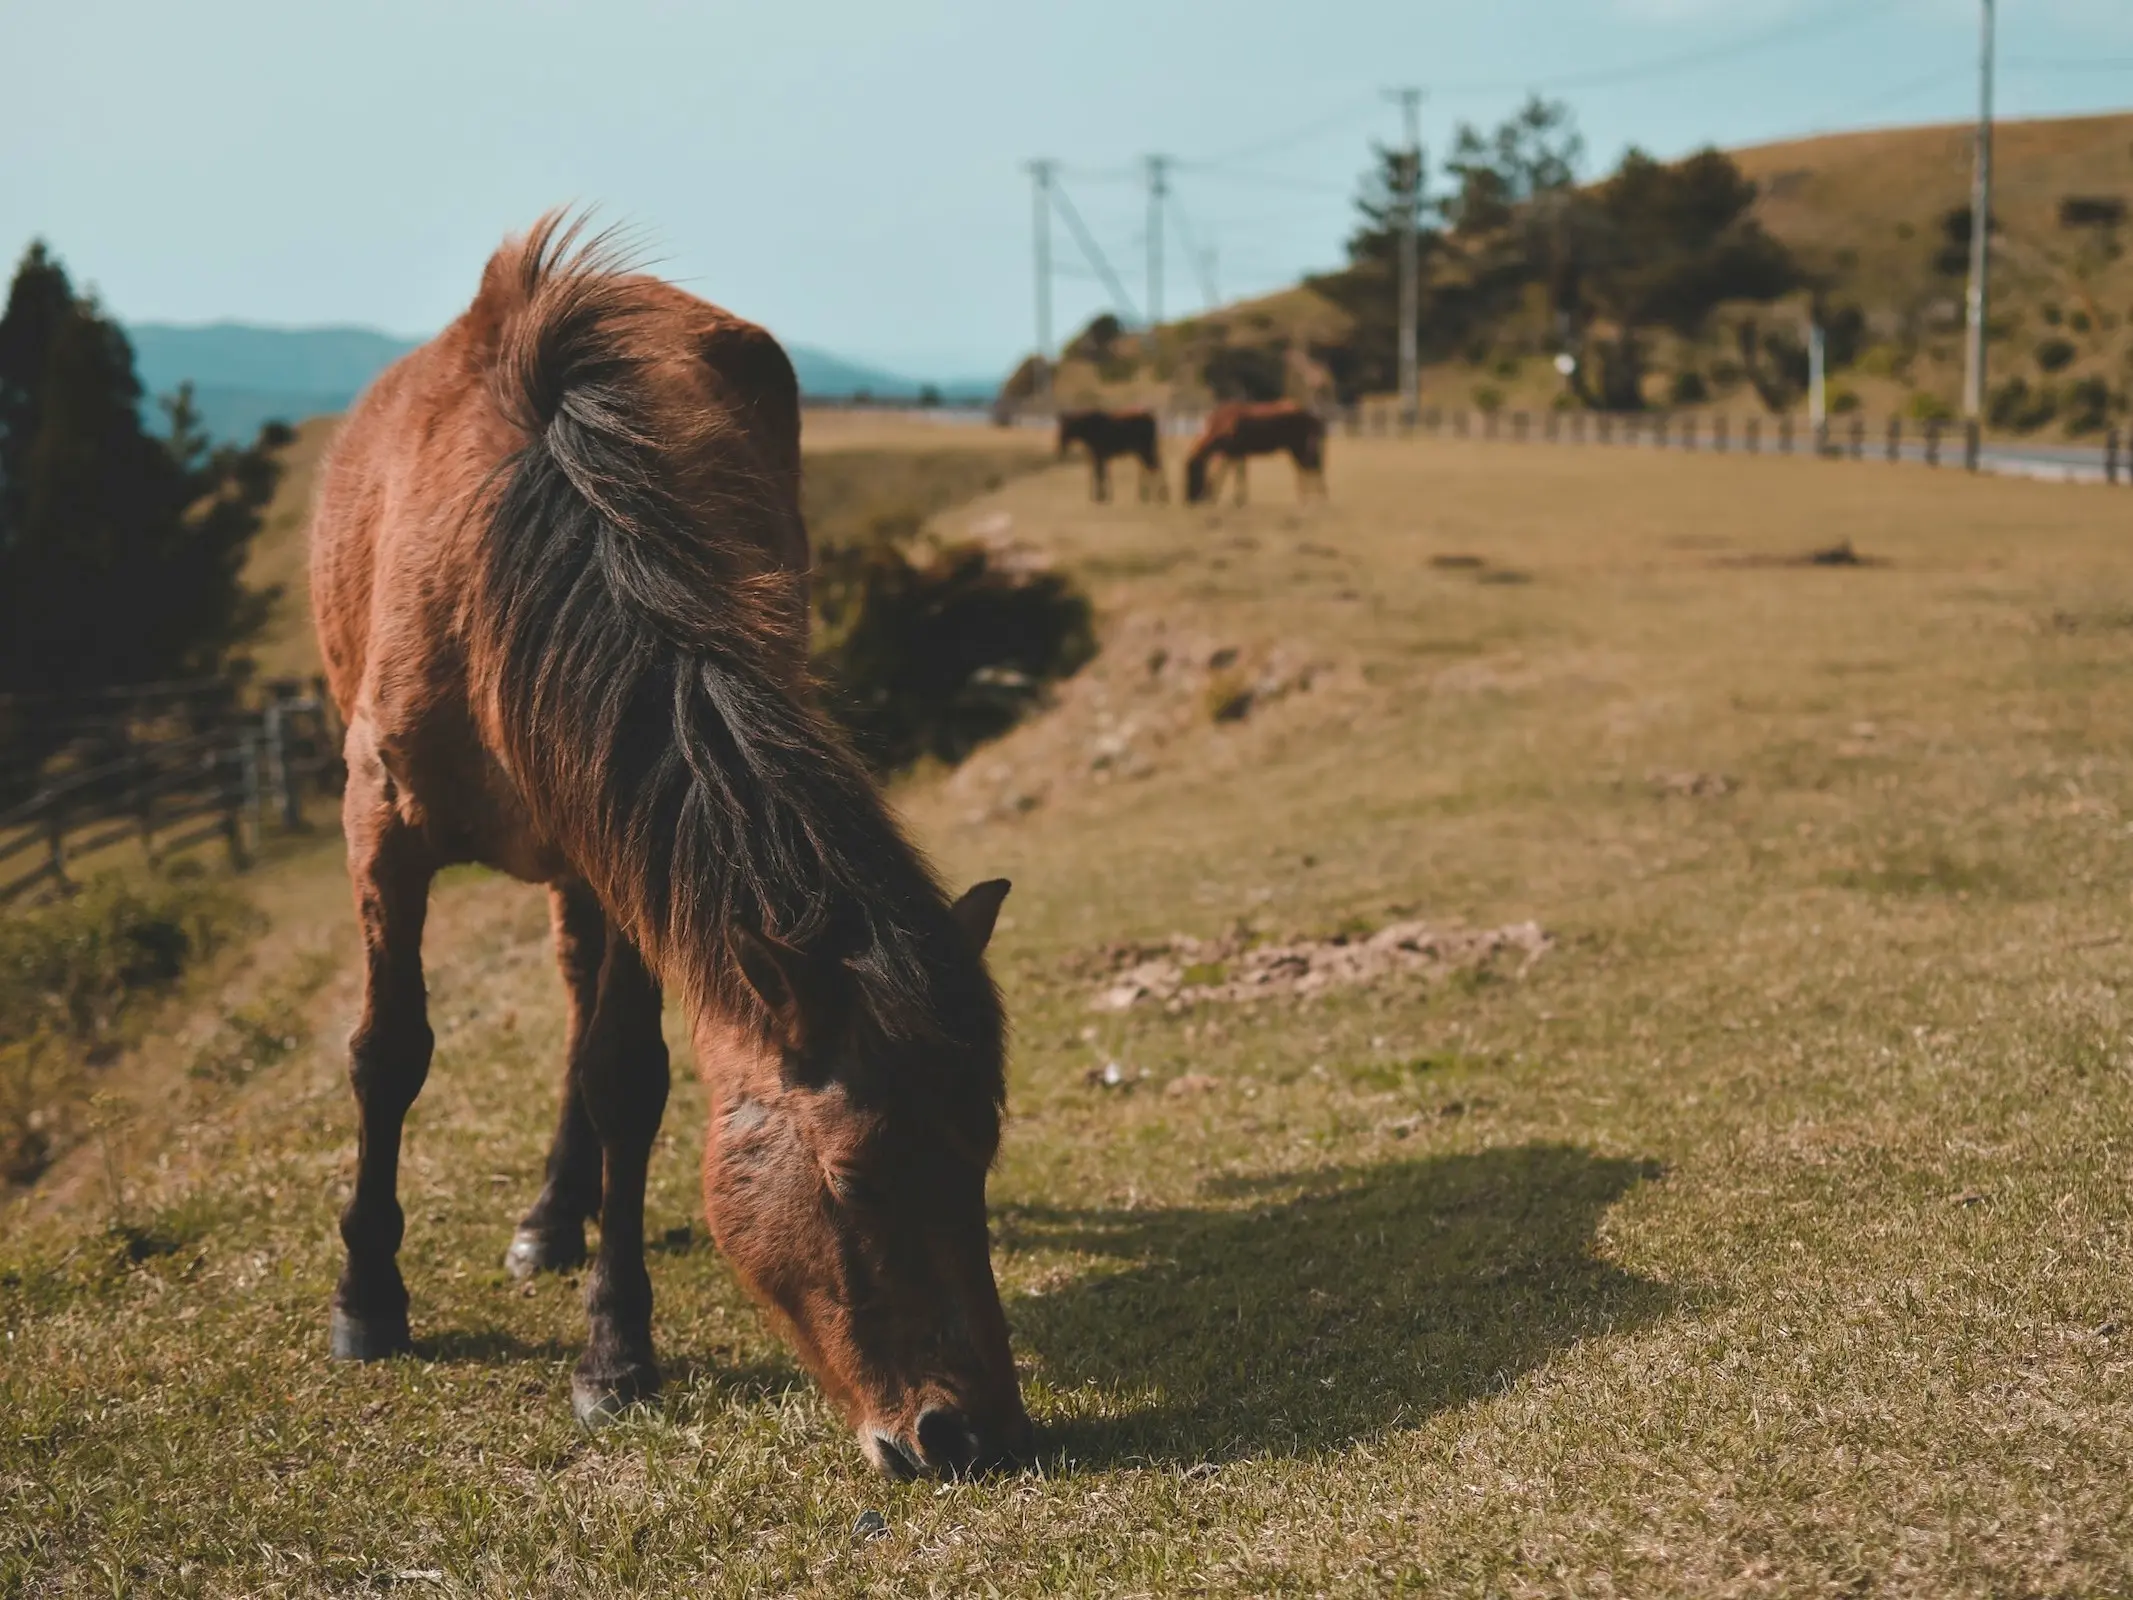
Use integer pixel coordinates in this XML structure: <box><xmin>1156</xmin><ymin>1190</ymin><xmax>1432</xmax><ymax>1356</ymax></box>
<box><xmin>853</xmin><ymin>1509</ymin><xmax>889</xmax><ymax>1541</ymax></box>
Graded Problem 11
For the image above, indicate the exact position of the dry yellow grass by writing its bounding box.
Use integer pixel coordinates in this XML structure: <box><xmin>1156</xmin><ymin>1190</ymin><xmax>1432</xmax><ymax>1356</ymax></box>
<box><xmin>8</xmin><ymin>436</ymin><xmax>2133</xmax><ymax>1594</ymax></box>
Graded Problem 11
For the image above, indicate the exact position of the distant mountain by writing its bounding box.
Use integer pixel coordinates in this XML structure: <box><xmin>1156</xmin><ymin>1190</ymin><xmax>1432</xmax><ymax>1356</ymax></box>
<box><xmin>126</xmin><ymin>322</ymin><xmax>420</xmax><ymax>442</ymax></box>
<box><xmin>125</xmin><ymin>320</ymin><xmax>995</xmax><ymax>441</ymax></box>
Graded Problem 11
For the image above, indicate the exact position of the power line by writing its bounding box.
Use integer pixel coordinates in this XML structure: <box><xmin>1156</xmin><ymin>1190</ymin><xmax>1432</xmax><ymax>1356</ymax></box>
<box><xmin>1165</xmin><ymin>189</ymin><xmax>1221</xmax><ymax>309</ymax></box>
<box><xmin>1430</xmin><ymin>0</ymin><xmax>1896</xmax><ymax>98</ymax></box>
<box><xmin>1048</xmin><ymin>178</ymin><xmax>1142</xmax><ymax>326</ymax></box>
<box><xmin>1194</xmin><ymin>96</ymin><xmax>1383</xmax><ymax>168</ymax></box>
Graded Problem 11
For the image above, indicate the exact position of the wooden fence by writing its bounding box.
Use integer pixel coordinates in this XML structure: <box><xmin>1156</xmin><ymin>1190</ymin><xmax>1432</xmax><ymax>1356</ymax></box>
<box><xmin>1330</xmin><ymin>403</ymin><xmax>2129</xmax><ymax>483</ymax></box>
<box><xmin>0</xmin><ymin>680</ymin><xmax>340</xmax><ymax>907</ymax></box>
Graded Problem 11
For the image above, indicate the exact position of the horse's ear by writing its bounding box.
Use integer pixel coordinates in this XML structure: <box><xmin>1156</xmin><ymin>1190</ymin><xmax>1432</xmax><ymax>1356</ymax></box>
<box><xmin>731</xmin><ymin>927</ymin><xmax>817</xmax><ymax>1051</ymax></box>
<box><xmin>949</xmin><ymin>879</ymin><xmax>1011</xmax><ymax>953</ymax></box>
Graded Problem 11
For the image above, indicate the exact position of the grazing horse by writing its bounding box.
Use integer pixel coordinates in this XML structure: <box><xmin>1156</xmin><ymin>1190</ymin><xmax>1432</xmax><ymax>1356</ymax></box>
<box><xmin>1183</xmin><ymin>400</ymin><xmax>1328</xmax><ymax>505</ymax></box>
<box><xmin>308</xmin><ymin>215</ymin><xmax>1031</xmax><ymax>1478</ymax></box>
<box><xmin>1057</xmin><ymin>408</ymin><xmax>1166</xmax><ymax>503</ymax></box>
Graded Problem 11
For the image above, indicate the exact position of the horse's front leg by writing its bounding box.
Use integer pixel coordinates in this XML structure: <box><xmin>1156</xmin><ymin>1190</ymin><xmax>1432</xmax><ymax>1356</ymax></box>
<box><xmin>1233</xmin><ymin>456</ymin><xmax>1248</xmax><ymax>506</ymax></box>
<box><xmin>1093</xmin><ymin>453</ymin><xmax>1110</xmax><ymax>503</ymax></box>
<box><xmin>569</xmin><ymin>921</ymin><xmax>670</xmax><ymax>1424</ymax></box>
<box><xmin>330</xmin><ymin>730</ymin><xmax>436</xmax><ymax>1361</ymax></box>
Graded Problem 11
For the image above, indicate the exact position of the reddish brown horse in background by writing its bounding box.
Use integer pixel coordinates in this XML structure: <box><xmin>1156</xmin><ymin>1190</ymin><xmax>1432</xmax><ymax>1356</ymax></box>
<box><xmin>1183</xmin><ymin>400</ymin><xmax>1327</xmax><ymax>505</ymax></box>
<box><xmin>1057</xmin><ymin>408</ymin><xmax>1166</xmax><ymax>503</ymax></box>
<box><xmin>308</xmin><ymin>215</ymin><xmax>1031</xmax><ymax>1478</ymax></box>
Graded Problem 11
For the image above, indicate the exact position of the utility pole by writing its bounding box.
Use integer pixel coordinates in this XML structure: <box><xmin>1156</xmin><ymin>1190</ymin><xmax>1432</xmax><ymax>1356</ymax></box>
<box><xmin>1027</xmin><ymin>159</ymin><xmax>1056</xmax><ymax>406</ymax></box>
<box><xmin>1145</xmin><ymin>154</ymin><xmax>1170</xmax><ymax>330</ymax></box>
<box><xmin>1962</xmin><ymin>0</ymin><xmax>1995</xmax><ymax>426</ymax></box>
<box><xmin>1385</xmin><ymin>87</ymin><xmax>1424</xmax><ymax>424</ymax></box>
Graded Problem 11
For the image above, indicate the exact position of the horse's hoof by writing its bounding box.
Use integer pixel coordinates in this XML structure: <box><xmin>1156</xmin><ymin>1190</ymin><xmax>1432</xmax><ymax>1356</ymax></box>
<box><xmin>571</xmin><ymin>1366</ymin><xmax>660</xmax><ymax>1429</ymax></box>
<box><xmin>504</xmin><ymin>1224</ymin><xmax>586</xmax><ymax>1280</ymax></box>
<box><xmin>329</xmin><ymin>1306</ymin><xmax>412</xmax><ymax>1361</ymax></box>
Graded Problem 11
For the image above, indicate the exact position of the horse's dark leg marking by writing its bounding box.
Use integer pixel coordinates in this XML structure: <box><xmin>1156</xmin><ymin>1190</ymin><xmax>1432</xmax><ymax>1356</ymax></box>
<box><xmin>329</xmin><ymin>735</ymin><xmax>436</xmax><ymax>1361</ymax></box>
<box><xmin>569</xmin><ymin>921</ymin><xmax>670</xmax><ymax>1425</ymax></box>
<box><xmin>1093</xmin><ymin>451</ymin><xmax>1110</xmax><ymax>503</ymax></box>
<box><xmin>505</xmin><ymin>880</ymin><xmax>608</xmax><ymax>1278</ymax></box>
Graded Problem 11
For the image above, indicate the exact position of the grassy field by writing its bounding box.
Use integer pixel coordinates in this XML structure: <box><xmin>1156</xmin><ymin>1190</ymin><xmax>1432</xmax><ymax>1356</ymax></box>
<box><xmin>7</xmin><ymin>429</ymin><xmax>2133</xmax><ymax>1594</ymax></box>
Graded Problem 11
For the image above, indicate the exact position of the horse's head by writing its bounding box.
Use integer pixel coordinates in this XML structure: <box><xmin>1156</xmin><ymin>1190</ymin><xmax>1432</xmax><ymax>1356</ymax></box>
<box><xmin>698</xmin><ymin>881</ymin><xmax>1030</xmax><ymax>1478</ymax></box>
<box><xmin>1184</xmin><ymin>452</ymin><xmax>1211</xmax><ymax>503</ymax></box>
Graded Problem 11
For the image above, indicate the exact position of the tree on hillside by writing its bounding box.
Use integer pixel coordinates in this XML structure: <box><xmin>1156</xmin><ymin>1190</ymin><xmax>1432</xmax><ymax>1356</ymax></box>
<box><xmin>0</xmin><ymin>241</ymin><xmax>285</xmax><ymax>716</ymax></box>
<box><xmin>1567</xmin><ymin>147</ymin><xmax>1801</xmax><ymax>409</ymax></box>
<box><xmin>1442</xmin><ymin>96</ymin><xmax>1583</xmax><ymax>239</ymax></box>
<box><xmin>1313</xmin><ymin>100</ymin><xmax>1585</xmax><ymax>401</ymax></box>
<box><xmin>1307</xmin><ymin>141</ymin><xmax>1442</xmax><ymax>400</ymax></box>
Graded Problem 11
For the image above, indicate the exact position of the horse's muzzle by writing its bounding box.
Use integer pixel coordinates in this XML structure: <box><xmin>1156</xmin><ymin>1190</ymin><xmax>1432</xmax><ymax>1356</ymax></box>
<box><xmin>866</xmin><ymin>1404</ymin><xmax>1034</xmax><ymax>1479</ymax></box>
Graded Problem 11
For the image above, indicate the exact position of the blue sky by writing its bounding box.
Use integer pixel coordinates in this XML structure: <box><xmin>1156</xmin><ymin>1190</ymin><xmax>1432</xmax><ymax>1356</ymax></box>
<box><xmin>2</xmin><ymin>0</ymin><xmax>2129</xmax><ymax>378</ymax></box>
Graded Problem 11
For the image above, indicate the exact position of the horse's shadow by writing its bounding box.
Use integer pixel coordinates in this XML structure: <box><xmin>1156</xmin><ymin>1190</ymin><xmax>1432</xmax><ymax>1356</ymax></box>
<box><xmin>998</xmin><ymin>1142</ymin><xmax>1682</xmax><ymax>1469</ymax></box>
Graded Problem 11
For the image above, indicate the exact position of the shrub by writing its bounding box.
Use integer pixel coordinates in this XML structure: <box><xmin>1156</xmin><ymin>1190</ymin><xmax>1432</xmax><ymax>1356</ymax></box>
<box><xmin>1472</xmin><ymin>384</ymin><xmax>1506</xmax><ymax>414</ymax></box>
<box><xmin>1829</xmin><ymin>388</ymin><xmax>1861</xmax><ymax>415</ymax></box>
<box><xmin>1988</xmin><ymin>377</ymin><xmax>2058</xmax><ymax>433</ymax></box>
<box><xmin>1907</xmin><ymin>390</ymin><xmax>1956</xmax><ymax>423</ymax></box>
<box><xmin>2035</xmin><ymin>337</ymin><xmax>2077</xmax><ymax>374</ymax></box>
<box><xmin>1202</xmin><ymin>342</ymin><xmax>1288</xmax><ymax>402</ymax></box>
<box><xmin>815</xmin><ymin>539</ymin><xmax>1095</xmax><ymax>774</ymax></box>
<box><xmin>0</xmin><ymin>874</ymin><xmax>249</xmax><ymax>1182</ymax></box>
<box><xmin>1670</xmin><ymin>370</ymin><xmax>1709</xmax><ymax>405</ymax></box>
<box><xmin>2063</xmin><ymin>377</ymin><xmax>2115</xmax><ymax>435</ymax></box>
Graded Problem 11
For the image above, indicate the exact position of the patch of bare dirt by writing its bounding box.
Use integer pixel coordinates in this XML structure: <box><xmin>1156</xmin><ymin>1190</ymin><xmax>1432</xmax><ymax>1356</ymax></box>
<box><xmin>942</xmin><ymin>612</ymin><xmax>1358</xmax><ymax>823</ymax></box>
<box><xmin>1085</xmin><ymin>918</ymin><xmax>1552</xmax><ymax>1013</ymax></box>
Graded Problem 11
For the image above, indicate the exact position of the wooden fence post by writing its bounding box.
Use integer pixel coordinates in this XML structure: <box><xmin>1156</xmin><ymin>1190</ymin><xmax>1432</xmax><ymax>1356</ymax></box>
<box><xmin>2107</xmin><ymin>428</ymin><xmax>2121</xmax><ymax>486</ymax></box>
<box><xmin>1511</xmin><ymin>411</ymin><xmax>1528</xmax><ymax>442</ymax></box>
<box><xmin>1886</xmin><ymin>415</ymin><xmax>1902</xmax><ymax>464</ymax></box>
<box><xmin>1745</xmin><ymin>416</ymin><xmax>1760</xmax><ymax>454</ymax></box>
<box><xmin>1925</xmin><ymin>419</ymin><xmax>1941</xmax><ymax>467</ymax></box>
<box><xmin>45</xmin><ymin>802</ymin><xmax>67</xmax><ymax>894</ymax></box>
<box><xmin>135</xmin><ymin>750</ymin><xmax>156</xmax><ymax>863</ymax></box>
<box><xmin>1964</xmin><ymin>418</ymin><xmax>1981</xmax><ymax>473</ymax></box>
<box><xmin>1714</xmin><ymin>415</ymin><xmax>1729</xmax><ymax>453</ymax></box>
<box><xmin>1848</xmin><ymin>415</ymin><xmax>1865</xmax><ymax>460</ymax></box>
<box><xmin>1779</xmin><ymin>415</ymin><xmax>1794</xmax><ymax>455</ymax></box>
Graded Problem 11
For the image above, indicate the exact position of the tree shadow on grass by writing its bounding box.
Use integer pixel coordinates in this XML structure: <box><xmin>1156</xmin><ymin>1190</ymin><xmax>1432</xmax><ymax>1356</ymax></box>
<box><xmin>998</xmin><ymin>1142</ymin><xmax>1681</xmax><ymax>1469</ymax></box>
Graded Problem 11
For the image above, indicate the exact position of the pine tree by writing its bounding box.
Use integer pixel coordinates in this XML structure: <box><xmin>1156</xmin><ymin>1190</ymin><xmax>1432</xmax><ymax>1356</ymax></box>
<box><xmin>0</xmin><ymin>241</ymin><xmax>284</xmax><ymax>711</ymax></box>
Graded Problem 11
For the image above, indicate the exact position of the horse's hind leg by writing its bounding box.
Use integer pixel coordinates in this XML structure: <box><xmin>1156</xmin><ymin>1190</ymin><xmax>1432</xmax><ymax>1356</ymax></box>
<box><xmin>1233</xmin><ymin>458</ymin><xmax>1248</xmax><ymax>506</ymax></box>
<box><xmin>329</xmin><ymin>733</ymin><xmax>436</xmax><ymax>1361</ymax></box>
<box><xmin>1092</xmin><ymin>454</ymin><xmax>1110</xmax><ymax>503</ymax></box>
<box><xmin>569</xmin><ymin>920</ymin><xmax>670</xmax><ymax>1424</ymax></box>
<box><xmin>504</xmin><ymin>881</ymin><xmax>608</xmax><ymax>1278</ymax></box>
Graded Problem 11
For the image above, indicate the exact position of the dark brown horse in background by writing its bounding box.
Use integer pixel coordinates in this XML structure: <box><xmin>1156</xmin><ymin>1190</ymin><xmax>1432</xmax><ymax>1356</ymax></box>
<box><xmin>308</xmin><ymin>215</ymin><xmax>1030</xmax><ymax>1477</ymax></box>
<box><xmin>1183</xmin><ymin>400</ymin><xmax>1328</xmax><ymax>504</ymax></box>
<box><xmin>1057</xmin><ymin>408</ymin><xmax>1166</xmax><ymax>502</ymax></box>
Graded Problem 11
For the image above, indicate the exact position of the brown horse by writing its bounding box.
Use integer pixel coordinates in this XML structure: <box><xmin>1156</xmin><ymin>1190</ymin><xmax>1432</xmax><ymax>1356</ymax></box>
<box><xmin>1057</xmin><ymin>408</ymin><xmax>1166</xmax><ymax>503</ymax></box>
<box><xmin>1183</xmin><ymin>400</ymin><xmax>1327</xmax><ymax>504</ymax></box>
<box><xmin>308</xmin><ymin>215</ymin><xmax>1031</xmax><ymax>1478</ymax></box>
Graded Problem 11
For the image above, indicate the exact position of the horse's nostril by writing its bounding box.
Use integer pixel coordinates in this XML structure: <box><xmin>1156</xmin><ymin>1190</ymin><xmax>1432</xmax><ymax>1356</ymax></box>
<box><xmin>869</xmin><ymin>1431</ymin><xmax>921</xmax><ymax>1481</ymax></box>
<box><xmin>915</xmin><ymin>1407</ymin><xmax>980</xmax><ymax>1475</ymax></box>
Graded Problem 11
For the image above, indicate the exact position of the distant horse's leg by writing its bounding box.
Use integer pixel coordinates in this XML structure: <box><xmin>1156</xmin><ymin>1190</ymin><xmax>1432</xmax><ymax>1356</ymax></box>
<box><xmin>569</xmin><ymin>921</ymin><xmax>670</xmax><ymax>1425</ymax></box>
<box><xmin>330</xmin><ymin>732</ymin><xmax>436</xmax><ymax>1361</ymax></box>
<box><xmin>504</xmin><ymin>881</ymin><xmax>608</xmax><ymax>1278</ymax></box>
<box><xmin>1093</xmin><ymin>452</ymin><xmax>1110</xmax><ymax>503</ymax></box>
<box><xmin>1233</xmin><ymin>454</ymin><xmax>1248</xmax><ymax>506</ymax></box>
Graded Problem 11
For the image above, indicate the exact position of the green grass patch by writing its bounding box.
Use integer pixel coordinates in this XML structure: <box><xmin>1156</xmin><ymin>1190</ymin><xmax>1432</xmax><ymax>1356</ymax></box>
<box><xmin>0</xmin><ymin>874</ymin><xmax>252</xmax><ymax>1182</ymax></box>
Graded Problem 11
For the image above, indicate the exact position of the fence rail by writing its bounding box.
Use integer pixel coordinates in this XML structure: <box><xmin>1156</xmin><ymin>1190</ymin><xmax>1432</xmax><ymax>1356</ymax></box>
<box><xmin>1328</xmin><ymin>403</ymin><xmax>2129</xmax><ymax>485</ymax></box>
<box><xmin>1010</xmin><ymin>402</ymin><xmax>2128</xmax><ymax>485</ymax></box>
<box><xmin>0</xmin><ymin>681</ymin><xmax>341</xmax><ymax>908</ymax></box>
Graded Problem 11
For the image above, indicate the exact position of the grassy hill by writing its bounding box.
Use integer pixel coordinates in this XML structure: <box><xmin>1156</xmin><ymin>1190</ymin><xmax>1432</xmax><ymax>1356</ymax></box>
<box><xmin>1040</xmin><ymin>112</ymin><xmax>2133</xmax><ymax>438</ymax></box>
<box><xmin>10</xmin><ymin>433</ymin><xmax>2133</xmax><ymax>1592</ymax></box>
